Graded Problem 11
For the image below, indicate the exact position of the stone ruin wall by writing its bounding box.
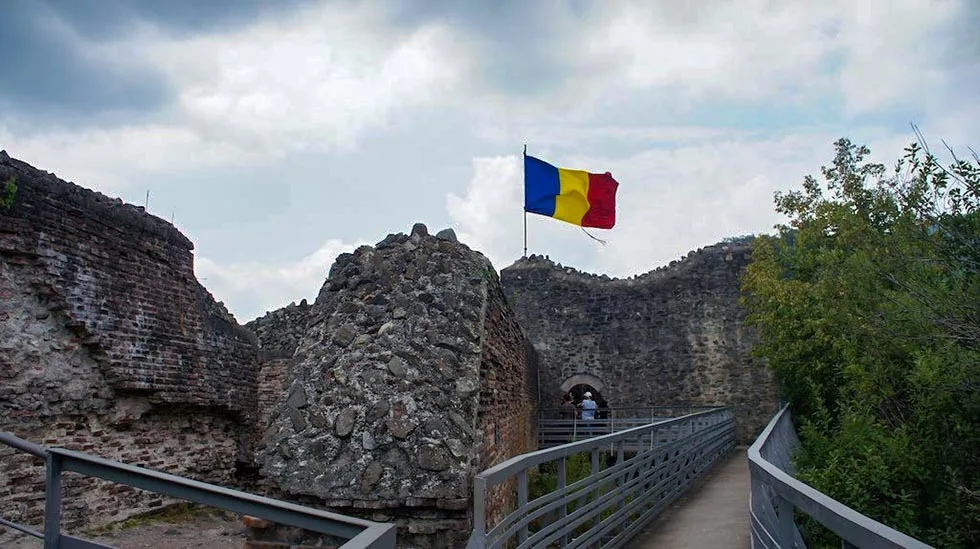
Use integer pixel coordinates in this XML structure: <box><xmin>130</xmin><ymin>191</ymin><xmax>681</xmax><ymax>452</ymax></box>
<box><xmin>474</xmin><ymin>276</ymin><xmax>540</xmax><ymax>529</ymax></box>
<box><xmin>0</xmin><ymin>146</ymin><xmax>541</xmax><ymax>547</ymax></box>
<box><xmin>500</xmin><ymin>241</ymin><xmax>777</xmax><ymax>443</ymax></box>
<box><xmin>246</xmin><ymin>225</ymin><xmax>538</xmax><ymax>548</ymax></box>
<box><xmin>246</xmin><ymin>299</ymin><xmax>312</xmax><ymax>453</ymax></box>
<box><xmin>1</xmin><ymin>146</ymin><xmax>781</xmax><ymax>546</ymax></box>
<box><xmin>0</xmin><ymin>151</ymin><xmax>259</xmax><ymax>539</ymax></box>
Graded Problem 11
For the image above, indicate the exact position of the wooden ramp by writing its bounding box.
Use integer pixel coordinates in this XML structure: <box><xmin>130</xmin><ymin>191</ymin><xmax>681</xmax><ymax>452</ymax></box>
<box><xmin>630</xmin><ymin>448</ymin><xmax>750</xmax><ymax>548</ymax></box>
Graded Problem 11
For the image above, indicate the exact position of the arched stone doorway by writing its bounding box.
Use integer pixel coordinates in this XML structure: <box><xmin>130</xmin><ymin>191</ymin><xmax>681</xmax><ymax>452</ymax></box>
<box><xmin>559</xmin><ymin>373</ymin><xmax>610</xmax><ymax>419</ymax></box>
<box><xmin>559</xmin><ymin>373</ymin><xmax>605</xmax><ymax>396</ymax></box>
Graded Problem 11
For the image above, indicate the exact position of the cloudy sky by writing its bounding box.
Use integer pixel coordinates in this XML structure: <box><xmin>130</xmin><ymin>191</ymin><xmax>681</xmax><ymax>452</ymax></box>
<box><xmin>2</xmin><ymin>0</ymin><xmax>978</xmax><ymax>322</ymax></box>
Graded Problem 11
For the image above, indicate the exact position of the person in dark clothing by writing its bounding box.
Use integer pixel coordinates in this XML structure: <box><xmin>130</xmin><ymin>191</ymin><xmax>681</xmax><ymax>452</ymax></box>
<box><xmin>560</xmin><ymin>393</ymin><xmax>576</xmax><ymax>420</ymax></box>
<box><xmin>596</xmin><ymin>398</ymin><xmax>609</xmax><ymax>420</ymax></box>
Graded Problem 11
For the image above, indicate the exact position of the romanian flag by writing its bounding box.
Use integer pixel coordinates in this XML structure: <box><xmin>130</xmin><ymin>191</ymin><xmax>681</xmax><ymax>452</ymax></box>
<box><xmin>523</xmin><ymin>154</ymin><xmax>619</xmax><ymax>229</ymax></box>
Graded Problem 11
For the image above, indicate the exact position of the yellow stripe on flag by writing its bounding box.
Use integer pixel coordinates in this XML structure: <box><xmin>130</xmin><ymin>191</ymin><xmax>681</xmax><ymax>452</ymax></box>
<box><xmin>554</xmin><ymin>168</ymin><xmax>590</xmax><ymax>225</ymax></box>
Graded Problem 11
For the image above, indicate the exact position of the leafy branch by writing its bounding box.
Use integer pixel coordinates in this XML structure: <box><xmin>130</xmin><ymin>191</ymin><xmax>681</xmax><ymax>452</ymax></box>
<box><xmin>742</xmin><ymin>135</ymin><xmax>980</xmax><ymax>547</ymax></box>
<box><xmin>0</xmin><ymin>176</ymin><xmax>15</xmax><ymax>210</ymax></box>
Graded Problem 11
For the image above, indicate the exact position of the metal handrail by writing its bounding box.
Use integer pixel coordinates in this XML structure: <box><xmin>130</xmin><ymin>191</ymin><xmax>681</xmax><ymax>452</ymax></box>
<box><xmin>0</xmin><ymin>432</ymin><xmax>48</xmax><ymax>458</ymax></box>
<box><xmin>0</xmin><ymin>432</ymin><xmax>396</xmax><ymax>549</ymax></box>
<box><xmin>747</xmin><ymin>405</ymin><xmax>933</xmax><ymax>549</ymax></box>
<box><xmin>537</xmin><ymin>405</ymin><xmax>724</xmax><ymax>418</ymax></box>
<box><xmin>537</xmin><ymin>406</ymin><xmax>728</xmax><ymax>449</ymax></box>
<box><xmin>468</xmin><ymin>407</ymin><xmax>736</xmax><ymax>548</ymax></box>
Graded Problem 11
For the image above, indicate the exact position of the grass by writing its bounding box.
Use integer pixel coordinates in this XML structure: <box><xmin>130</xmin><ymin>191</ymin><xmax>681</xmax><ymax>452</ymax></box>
<box><xmin>84</xmin><ymin>502</ymin><xmax>236</xmax><ymax>535</ymax></box>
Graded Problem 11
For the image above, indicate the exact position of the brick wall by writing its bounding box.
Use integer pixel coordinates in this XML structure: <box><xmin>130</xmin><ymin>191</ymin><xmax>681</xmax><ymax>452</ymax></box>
<box><xmin>0</xmin><ymin>408</ymin><xmax>240</xmax><ymax>537</ymax></box>
<box><xmin>245</xmin><ymin>301</ymin><xmax>311</xmax><ymax>447</ymax></box>
<box><xmin>476</xmin><ymin>273</ymin><xmax>539</xmax><ymax>528</ymax></box>
<box><xmin>0</xmin><ymin>152</ymin><xmax>258</xmax><ymax>413</ymax></box>
<box><xmin>0</xmin><ymin>151</ymin><xmax>259</xmax><ymax>542</ymax></box>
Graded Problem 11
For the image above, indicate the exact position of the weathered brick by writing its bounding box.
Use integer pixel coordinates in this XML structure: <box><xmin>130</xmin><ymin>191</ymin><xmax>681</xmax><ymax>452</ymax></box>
<box><xmin>0</xmin><ymin>153</ymin><xmax>259</xmax><ymax>414</ymax></box>
<box><xmin>0</xmin><ymin>152</ymin><xmax>260</xmax><ymax>543</ymax></box>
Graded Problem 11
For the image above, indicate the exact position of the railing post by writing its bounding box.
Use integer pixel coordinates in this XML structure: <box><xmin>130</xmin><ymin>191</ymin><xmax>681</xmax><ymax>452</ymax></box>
<box><xmin>517</xmin><ymin>469</ymin><xmax>528</xmax><ymax>544</ymax></box>
<box><xmin>590</xmin><ymin>447</ymin><xmax>600</xmax><ymax>528</ymax></box>
<box><xmin>777</xmin><ymin>495</ymin><xmax>794</xmax><ymax>548</ymax></box>
<box><xmin>616</xmin><ymin>439</ymin><xmax>625</xmax><ymax>534</ymax></box>
<box><xmin>43</xmin><ymin>453</ymin><xmax>63</xmax><ymax>549</ymax></box>
<box><xmin>609</xmin><ymin>410</ymin><xmax>616</xmax><ymax>454</ymax></box>
<box><xmin>471</xmin><ymin>476</ymin><xmax>487</xmax><ymax>546</ymax></box>
<box><xmin>558</xmin><ymin>457</ymin><xmax>568</xmax><ymax>547</ymax></box>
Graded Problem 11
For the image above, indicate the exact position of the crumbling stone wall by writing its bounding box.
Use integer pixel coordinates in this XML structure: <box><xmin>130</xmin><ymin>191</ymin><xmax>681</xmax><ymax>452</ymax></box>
<box><xmin>1</xmin><ymin>145</ymin><xmax>778</xmax><ymax>546</ymax></box>
<box><xmin>0</xmin><ymin>151</ymin><xmax>257</xmax><ymax>411</ymax></box>
<box><xmin>476</xmin><ymin>282</ymin><xmax>540</xmax><ymax>527</ymax></box>
<box><xmin>254</xmin><ymin>225</ymin><xmax>539</xmax><ymax>548</ymax></box>
<box><xmin>0</xmin><ymin>151</ymin><xmax>259</xmax><ymax>541</ymax></box>
<box><xmin>246</xmin><ymin>300</ymin><xmax>312</xmax><ymax>431</ymax></box>
<box><xmin>500</xmin><ymin>241</ymin><xmax>776</xmax><ymax>442</ymax></box>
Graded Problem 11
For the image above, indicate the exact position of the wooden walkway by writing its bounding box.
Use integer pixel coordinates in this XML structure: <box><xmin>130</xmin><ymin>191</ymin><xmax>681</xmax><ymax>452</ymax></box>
<box><xmin>630</xmin><ymin>447</ymin><xmax>750</xmax><ymax>548</ymax></box>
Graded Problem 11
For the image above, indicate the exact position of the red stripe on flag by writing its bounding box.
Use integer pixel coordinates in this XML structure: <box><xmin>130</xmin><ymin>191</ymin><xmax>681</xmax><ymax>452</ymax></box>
<box><xmin>582</xmin><ymin>172</ymin><xmax>618</xmax><ymax>229</ymax></box>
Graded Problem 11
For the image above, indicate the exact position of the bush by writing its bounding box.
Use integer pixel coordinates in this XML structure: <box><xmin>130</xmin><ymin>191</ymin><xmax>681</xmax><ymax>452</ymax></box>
<box><xmin>742</xmin><ymin>137</ymin><xmax>980</xmax><ymax>547</ymax></box>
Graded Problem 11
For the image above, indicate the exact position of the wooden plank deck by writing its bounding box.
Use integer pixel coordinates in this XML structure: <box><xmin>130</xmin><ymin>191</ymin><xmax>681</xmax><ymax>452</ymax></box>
<box><xmin>630</xmin><ymin>448</ymin><xmax>750</xmax><ymax>549</ymax></box>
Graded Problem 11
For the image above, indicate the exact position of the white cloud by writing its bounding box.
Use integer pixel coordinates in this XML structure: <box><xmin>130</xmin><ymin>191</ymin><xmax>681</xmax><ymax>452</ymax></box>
<box><xmin>195</xmin><ymin>237</ymin><xmax>372</xmax><ymax>322</ymax></box>
<box><xmin>148</xmin><ymin>3</ymin><xmax>461</xmax><ymax>154</ymax></box>
<box><xmin>0</xmin><ymin>124</ymin><xmax>261</xmax><ymax>193</ymax></box>
<box><xmin>583</xmin><ymin>134</ymin><xmax>833</xmax><ymax>275</ymax></box>
<box><xmin>569</xmin><ymin>0</ymin><xmax>965</xmax><ymax>115</ymax></box>
<box><xmin>583</xmin><ymin>1</ymin><xmax>833</xmax><ymax>101</ymax></box>
<box><xmin>1</xmin><ymin>1</ymin><xmax>463</xmax><ymax>191</ymax></box>
<box><xmin>446</xmin><ymin>155</ymin><xmax>524</xmax><ymax>269</ymax></box>
<box><xmin>833</xmin><ymin>0</ymin><xmax>960</xmax><ymax>115</ymax></box>
<box><xmin>4</xmin><ymin>0</ymin><xmax>973</xmax><ymax>196</ymax></box>
<box><xmin>3</xmin><ymin>0</ymin><xmax>977</xmax><ymax>323</ymax></box>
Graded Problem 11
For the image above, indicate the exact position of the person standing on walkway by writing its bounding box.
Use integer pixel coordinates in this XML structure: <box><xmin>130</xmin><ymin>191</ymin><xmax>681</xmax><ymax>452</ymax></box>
<box><xmin>580</xmin><ymin>392</ymin><xmax>598</xmax><ymax>435</ymax></box>
<box><xmin>560</xmin><ymin>393</ymin><xmax>577</xmax><ymax>442</ymax></box>
<box><xmin>560</xmin><ymin>393</ymin><xmax>576</xmax><ymax>419</ymax></box>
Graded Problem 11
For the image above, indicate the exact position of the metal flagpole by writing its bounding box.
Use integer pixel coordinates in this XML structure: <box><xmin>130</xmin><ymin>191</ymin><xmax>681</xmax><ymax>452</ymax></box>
<box><xmin>523</xmin><ymin>143</ymin><xmax>528</xmax><ymax>258</ymax></box>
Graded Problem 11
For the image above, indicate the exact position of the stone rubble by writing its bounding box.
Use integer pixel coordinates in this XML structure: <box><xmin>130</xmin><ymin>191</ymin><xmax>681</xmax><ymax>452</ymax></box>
<box><xmin>251</xmin><ymin>224</ymin><xmax>540</xmax><ymax>547</ymax></box>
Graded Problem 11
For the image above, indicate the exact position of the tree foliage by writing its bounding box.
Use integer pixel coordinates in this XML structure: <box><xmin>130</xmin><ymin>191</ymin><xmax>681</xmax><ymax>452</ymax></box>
<box><xmin>741</xmin><ymin>136</ymin><xmax>980</xmax><ymax>547</ymax></box>
<box><xmin>1</xmin><ymin>176</ymin><xmax>15</xmax><ymax>210</ymax></box>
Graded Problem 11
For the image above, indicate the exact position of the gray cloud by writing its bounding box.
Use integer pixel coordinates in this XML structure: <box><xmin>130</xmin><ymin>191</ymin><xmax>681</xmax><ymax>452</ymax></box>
<box><xmin>0</xmin><ymin>0</ymin><xmax>316</xmax><ymax>124</ymax></box>
<box><xmin>384</xmin><ymin>0</ymin><xmax>603</xmax><ymax>99</ymax></box>
<box><xmin>0</xmin><ymin>4</ymin><xmax>167</xmax><ymax>119</ymax></box>
<box><xmin>40</xmin><ymin>0</ymin><xmax>318</xmax><ymax>39</ymax></box>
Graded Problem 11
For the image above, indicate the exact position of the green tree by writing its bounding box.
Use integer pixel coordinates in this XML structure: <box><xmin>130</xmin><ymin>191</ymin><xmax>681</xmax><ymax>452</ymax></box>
<box><xmin>741</xmin><ymin>137</ymin><xmax>980</xmax><ymax>547</ymax></box>
<box><xmin>0</xmin><ymin>176</ymin><xmax>15</xmax><ymax>210</ymax></box>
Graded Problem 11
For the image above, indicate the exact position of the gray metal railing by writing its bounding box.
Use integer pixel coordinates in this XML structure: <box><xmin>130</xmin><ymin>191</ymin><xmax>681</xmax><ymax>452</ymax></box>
<box><xmin>468</xmin><ymin>406</ymin><xmax>736</xmax><ymax>548</ymax></box>
<box><xmin>537</xmin><ymin>406</ymin><xmax>721</xmax><ymax>449</ymax></box>
<box><xmin>537</xmin><ymin>406</ymin><xmax>723</xmax><ymax>420</ymax></box>
<box><xmin>748</xmin><ymin>405</ymin><xmax>933</xmax><ymax>549</ymax></box>
<box><xmin>0</xmin><ymin>432</ymin><xmax>396</xmax><ymax>549</ymax></box>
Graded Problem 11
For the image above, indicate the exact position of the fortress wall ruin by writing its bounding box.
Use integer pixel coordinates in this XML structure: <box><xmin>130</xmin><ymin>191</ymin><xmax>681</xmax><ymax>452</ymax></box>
<box><xmin>0</xmin><ymin>151</ymin><xmax>259</xmax><ymax>538</ymax></box>
<box><xmin>500</xmin><ymin>242</ymin><xmax>777</xmax><ymax>443</ymax></box>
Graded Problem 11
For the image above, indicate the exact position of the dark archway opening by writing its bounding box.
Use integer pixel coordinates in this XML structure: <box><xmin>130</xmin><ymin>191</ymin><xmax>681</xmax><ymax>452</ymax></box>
<box><xmin>566</xmin><ymin>383</ymin><xmax>610</xmax><ymax>420</ymax></box>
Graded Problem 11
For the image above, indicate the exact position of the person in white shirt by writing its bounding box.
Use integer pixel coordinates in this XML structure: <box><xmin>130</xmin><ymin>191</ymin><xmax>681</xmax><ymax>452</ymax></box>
<box><xmin>579</xmin><ymin>392</ymin><xmax>599</xmax><ymax>436</ymax></box>
<box><xmin>580</xmin><ymin>392</ymin><xmax>598</xmax><ymax>420</ymax></box>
